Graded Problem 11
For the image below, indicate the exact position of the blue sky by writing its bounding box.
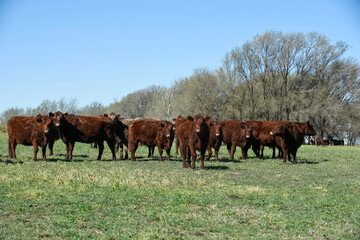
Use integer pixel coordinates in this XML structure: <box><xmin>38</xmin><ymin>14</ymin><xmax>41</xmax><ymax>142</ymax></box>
<box><xmin>0</xmin><ymin>0</ymin><xmax>359</xmax><ymax>113</ymax></box>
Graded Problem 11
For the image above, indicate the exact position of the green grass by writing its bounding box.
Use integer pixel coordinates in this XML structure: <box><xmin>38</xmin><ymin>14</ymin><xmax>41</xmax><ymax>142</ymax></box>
<box><xmin>0</xmin><ymin>133</ymin><xmax>359</xmax><ymax>239</ymax></box>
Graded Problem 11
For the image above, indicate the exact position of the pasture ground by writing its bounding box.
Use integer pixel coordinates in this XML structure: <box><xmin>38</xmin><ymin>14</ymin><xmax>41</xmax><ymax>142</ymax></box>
<box><xmin>0</xmin><ymin>133</ymin><xmax>359</xmax><ymax>239</ymax></box>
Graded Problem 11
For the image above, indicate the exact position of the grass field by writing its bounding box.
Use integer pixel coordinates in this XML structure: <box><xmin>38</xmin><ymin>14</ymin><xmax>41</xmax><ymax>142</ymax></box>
<box><xmin>0</xmin><ymin>133</ymin><xmax>359</xmax><ymax>239</ymax></box>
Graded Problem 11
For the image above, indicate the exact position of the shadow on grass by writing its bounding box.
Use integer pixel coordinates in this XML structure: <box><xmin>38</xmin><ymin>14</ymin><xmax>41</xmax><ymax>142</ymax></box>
<box><xmin>0</xmin><ymin>159</ymin><xmax>24</xmax><ymax>164</ymax></box>
<box><xmin>297</xmin><ymin>159</ymin><xmax>329</xmax><ymax>164</ymax></box>
<box><xmin>204</xmin><ymin>165</ymin><xmax>229</xmax><ymax>170</ymax></box>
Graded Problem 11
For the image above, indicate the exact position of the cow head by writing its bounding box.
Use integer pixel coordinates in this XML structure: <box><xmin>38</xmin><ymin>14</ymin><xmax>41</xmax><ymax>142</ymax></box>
<box><xmin>159</xmin><ymin>121</ymin><xmax>174</xmax><ymax>139</ymax></box>
<box><xmin>190</xmin><ymin>114</ymin><xmax>210</xmax><ymax>133</ymax></box>
<box><xmin>303</xmin><ymin>121</ymin><xmax>317</xmax><ymax>136</ymax></box>
<box><xmin>244</xmin><ymin>123</ymin><xmax>253</xmax><ymax>139</ymax></box>
<box><xmin>52</xmin><ymin>111</ymin><xmax>64</xmax><ymax>127</ymax></box>
<box><xmin>209</xmin><ymin>121</ymin><xmax>224</xmax><ymax>138</ymax></box>
<box><xmin>270</xmin><ymin>123</ymin><xmax>291</xmax><ymax>136</ymax></box>
<box><xmin>36</xmin><ymin>115</ymin><xmax>54</xmax><ymax>134</ymax></box>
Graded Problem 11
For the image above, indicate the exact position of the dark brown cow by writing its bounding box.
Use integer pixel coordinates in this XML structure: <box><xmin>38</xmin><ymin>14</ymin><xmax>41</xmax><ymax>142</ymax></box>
<box><xmin>175</xmin><ymin>115</ymin><xmax>210</xmax><ymax>169</ymax></box>
<box><xmin>106</xmin><ymin>113</ymin><xmax>130</xmax><ymax>159</ymax></box>
<box><xmin>332</xmin><ymin>139</ymin><xmax>344</xmax><ymax>146</ymax></box>
<box><xmin>52</xmin><ymin>112</ymin><xmax>117</xmax><ymax>160</ymax></box>
<box><xmin>316</xmin><ymin>136</ymin><xmax>325</xmax><ymax>146</ymax></box>
<box><xmin>222</xmin><ymin>120</ymin><xmax>253</xmax><ymax>161</ymax></box>
<box><xmin>270</xmin><ymin>121</ymin><xmax>316</xmax><ymax>163</ymax></box>
<box><xmin>8</xmin><ymin>114</ymin><xmax>57</xmax><ymax>161</ymax></box>
<box><xmin>128</xmin><ymin>119</ymin><xmax>174</xmax><ymax>161</ymax></box>
<box><xmin>206</xmin><ymin>120</ymin><xmax>224</xmax><ymax>161</ymax></box>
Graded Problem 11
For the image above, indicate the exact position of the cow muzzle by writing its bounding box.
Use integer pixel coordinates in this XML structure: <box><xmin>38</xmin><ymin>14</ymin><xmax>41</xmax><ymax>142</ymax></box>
<box><xmin>166</xmin><ymin>134</ymin><xmax>170</xmax><ymax>138</ymax></box>
<box><xmin>195</xmin><ymin>128</ymin><xmax>200</xmax><ymax>133</ymax></box>
<box><xmin>270</xmin><ymin>132</ymin><xmax>274</xmax><ymax>136</ymax></box>
<box><xmin>216</xmin><ymin>133</ymin><xmax>220</xmax><ymax>137</ymax></box>
<box><xmin>44</xmin><ymin>129</ymin><xmax>49</xmax><ymax>133</ymax></box>
<box><xmin>55</xmin><ymin>123</ymin><xmax>60</xmax><ymax>126</ymax></box>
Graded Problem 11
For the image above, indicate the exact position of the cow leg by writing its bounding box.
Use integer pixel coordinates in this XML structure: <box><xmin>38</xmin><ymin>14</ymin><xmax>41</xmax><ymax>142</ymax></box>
<box><xmin>42</xmin><ymin>146</ymin><xmax>47</xmax><ymax>161</ymax></box>
<box><xmin>105</xmin><ymin>139</ymin><xmax>116</xmax><ymax>161</ymax></box>
<box><xmin>200</xmin><ymin>148</ymin><xmax>206</xmax><ymax>169</ymax></box>
<box><xmin>231</xmin><ymin>143</ymin><xmax>236</xmax><ymax>160</ymax></box>
<box><xmin>260</xmin><ymin>145</ymin><xmax>264</xmax><ymax>158</ymax></box>
<box><xmin>189</xmin><ymin>146</ymin><xmax>197</xmax><ymax>170</ymax></box>
<box><xmin>187</xmin><ymin>147</ymin><xmax>191</xmax><ymax>167</ymax></box>
<box><xmin>252</xmin><ymin>144</ymin><xmax>260</xmax><ymax>158</ymax></box>
<box><xmin>97</xmin><ymin>141</ymin><xmax>105</xmax><ymax>160</ymax></box>
<box><xmin>48</xmin><ymin>140</ymin><xmax>54</xmax><ymax>156</ymax></box>
<box><xmin>226</xmin><ymin>143</ymin><xmax>232</xmax><ymax>159</ymax></box>
<box><xmin>119</xmin><ymin>143</ymin><xmax>123</xmax><ymax>160</ymax></box>
<box><xmin>124</xmin><ymin>146</ymin><xmax>129</xmax><ymax>159</ymax></box>
<box><xmin>206</xmin><ymin>146</ymin><xmax>212</xmax><ymax>161</ymax></box>
<box><xmin>292</xmin><ymin>150</ymin><xmax>297</xmax><ymax>164</ymax></box>
<box><xmin>175</xmin><ymin>140</ymin><xmax>179</xmax><ymax>157</ymax></box>
<box><xmin>272</xmin><ymin>146</ymin><xmax>276</xmax><ymax>158</ymax></box>
<box><xmin>166</xmin><ymin>148</ymin><xmax>171</xmax><ymax>161</ymax></box>
<box><xmin>68</xmin><ymin>142</ymin><xmax>75</xmax><ymax>160</ymax></box>
<box><xmin>157</xmin><ymin>146</ymin><xmax>163</xmax><ymax>161</ymax></box>
<box><xmin>241</xmin><ymin>148</ymin><xmax>246</xmax><ymax>161</ymax></box>
<box><xmin>215</xmin><ymin>149</ymin><xmax>219</xmax><ymax>162</ymax></box>
<box><xmin>179</xmin><ymin>142</ymin><xmax>187</xmax><ymax>168</ymax></box>
<box><xmin>9</xmin><ymin>140</ymin><xmax>17</xmax><ymax>159</ymax></box>
<box><xmin>65</xmin><ymin>143</ymin><xmax>69</xmax><ymax>159</ymax></box>
<box><xmin>130</xmin><ymin>142</ymin><xmax>138</xmax><ymax>161</ymax></box>
<box><xmin>32</xmin><ymin>142</ymin><xmax>38</xmax><ymax>161</ymax></box>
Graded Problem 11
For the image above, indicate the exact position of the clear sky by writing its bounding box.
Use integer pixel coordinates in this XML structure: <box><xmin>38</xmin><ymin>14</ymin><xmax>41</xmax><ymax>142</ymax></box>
<box><xmin>0</xmin><ymin>0</ymin><xmax>359</xmax><ymax>113</ymax></box>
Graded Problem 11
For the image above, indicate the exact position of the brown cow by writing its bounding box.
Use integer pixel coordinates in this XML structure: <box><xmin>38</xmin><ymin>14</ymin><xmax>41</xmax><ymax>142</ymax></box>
<box><xmin>270</xmin><ymin>121</ymin><xmax>316</xmax><ymax>163</ymax></box>
<box><xmin>246</xmin><ymin>120</ymin><xmax>280</xmax><ymax>159</ymax></box>
<box><xmin>222</xmin><ymin>120</ymin><xmax>253</xmax><ymax>161</ymax></box>
<box><xmin>316</xmin><ymin>136</ymin><xmax>325</xmax><ymax>146</ymax></box>
<box><xmin>52</xmin><ymin>112</ymin><xmax>117</xmax><ymax>160</ymax></box>
<box><xmin>8</xmin><ymin>114</ymin><xmax>57</xmax><ymax>161</ymax></box>
<box><xmin>206</xmin><ymin>120</ymin><xmax>224</xmax><ymax>161</ymax></box>
<box><xmin>175</xmin><ymin>115</ymin><xmax>210</xmax><ymax>169</ymax></box>
<box><xmin>128</xmin><ymin>119</ymin><xmax>174</xmax><ymax>161</ymax></box>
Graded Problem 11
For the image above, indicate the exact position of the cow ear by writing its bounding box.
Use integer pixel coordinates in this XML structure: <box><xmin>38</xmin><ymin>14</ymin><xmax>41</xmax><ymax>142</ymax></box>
<box><xmin>104</xmin><ymin>114</ymin><xmax>108</xmax><ymax>117</ymax></box>
<box><xmin>160</xmin><ymin>123</ymin><xmax>165</xmax><ymax>127</ymax></box>
<box><xmin>117</xmin><ymin>114</ymin><xmax>121</xmax><ymax>118</ymax></box>
<box><xmin>204</xmin><ymin>116</ymin><xmax>211</xmax><ymax>121</ymax></box>
<box><xmin>172</xmin><ymin>118</ymin><xmax>177</xmax><ymax>122</ymax></box>
<box><xmin>221</xmin><ymin>122</ymin><xmax>225</xmax><ymax>127</ymax></box>
<box><xmin>49</xmin><ymin>112</ymin><xmax>54</xmax><ymax>117</ymax></box>
<box><xmin>209</xmin><ymin>122</ymin><xmax>214</xmax><ymax>127</ymax></box>
<box><xmin>187</xmin><ymin>116</ymin><xmax>194</xmax><ymax>121</ymax></box>
<box><xmin>36</xmin><ymin>116</ymin><xmax>43</xmax><ymax>123</ymax></box>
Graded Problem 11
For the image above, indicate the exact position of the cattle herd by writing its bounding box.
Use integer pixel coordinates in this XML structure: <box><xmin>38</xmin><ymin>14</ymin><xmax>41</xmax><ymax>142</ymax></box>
<box><xmin>7</xmin><ymin>111</ymin><xmax>329</xmax><ymax>169</ymax></box>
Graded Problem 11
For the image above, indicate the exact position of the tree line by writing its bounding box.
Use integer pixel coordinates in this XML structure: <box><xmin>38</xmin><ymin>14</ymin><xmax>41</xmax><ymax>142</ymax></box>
<box><xmin>1</xmin><ymin>31</ymin><xmax>359</xmax><ymax>144</ymax></box>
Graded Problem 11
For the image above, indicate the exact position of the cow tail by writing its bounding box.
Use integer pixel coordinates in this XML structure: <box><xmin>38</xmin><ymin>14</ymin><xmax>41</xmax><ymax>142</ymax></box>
<box><xmin>8</xmin><ymin>139</ymin><xmax>11</xmax><ymax>157</ymax></box>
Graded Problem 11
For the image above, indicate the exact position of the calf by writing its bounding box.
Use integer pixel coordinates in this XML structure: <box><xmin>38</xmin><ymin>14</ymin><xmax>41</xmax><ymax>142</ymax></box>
<box><xmin>52</xmin><ymin>112</ymin><xmax>117</xmax><ymax>160</ymax></box>
<box><xmin>8</xmin><ymin>114</ymin><xmax>57</xmax><ymax>161</ymax></box>
<box><xmin>175</xmin><ymin>115</ymin><xmax>210</xmax><ymax>169</ymax></box>
<box><xmin>128</xmin><ymin>119</ymin><xmax>174</xmax><ymax>161</ymax></box>
<box><xmin>205</xmin><ymin>120</ymin><xmax>224</xmax><ymax>161</ymax></box>
<box><xmin>222</xmin><ymin>120</ymin><xmax>253</xmax><ymax>161</ymax></box>
<box><xmin>316</xmin><ymin>136</ymin><xmax>325</xmax><ymax>146</ymax></box>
